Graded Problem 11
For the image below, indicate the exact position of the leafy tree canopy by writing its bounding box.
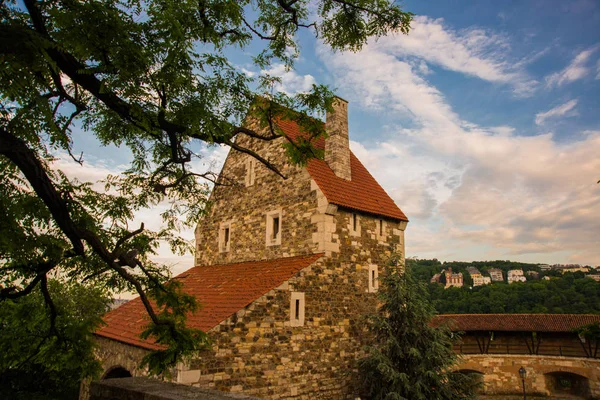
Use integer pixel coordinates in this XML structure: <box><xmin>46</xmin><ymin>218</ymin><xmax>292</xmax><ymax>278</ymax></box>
<box><xmin>409</xmin><ymin>260</ymin><xmax>600</xmax><ymax>315</ymax></box>
<box><xmin>0</xmin><ymin>280</ymin><xmax>109</xmax><ymax>400</ymax></box>
<box><xmin>0</xmin><ymin>0</ymin><xmax>413</xmax><ymax>375</ymax></box>
<box><xmin>358</xmin><ymin>257</ymin><xmax>479</xmax><ymax>400</ymax></box>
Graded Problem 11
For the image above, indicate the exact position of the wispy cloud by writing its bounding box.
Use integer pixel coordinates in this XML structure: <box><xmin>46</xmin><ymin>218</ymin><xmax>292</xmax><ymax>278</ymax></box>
<box><xmin>320</xmin><ymin>40</ymin><xmax>600</xmax><ymax>265</ymax></box>
<box><xmin>367</xmin><ymin>16</ymin><xmax>538</xmax><ymax>96</ymax></box>
<box><xmin>534</xmin><ymin>99</ymin><xmax>579</xmax><ymax>126</ymax></box>
<box><xmin>546</xmin><ymin>47</ymin><xmax>598</xmax><ymax>87</ymax></box>
<box><xmin>261</xmin><ymin>63</ymin><xmax>316</xmax><ymax>95</ymax></box>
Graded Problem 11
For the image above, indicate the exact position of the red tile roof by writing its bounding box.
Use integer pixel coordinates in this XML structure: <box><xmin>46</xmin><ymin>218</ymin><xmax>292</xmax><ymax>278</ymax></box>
<box><xmin>277</xmin><ymin>118</ymin><xmax>408</xmax><ymax>222</ymax></box>
<box><xmin>432</xmin><ymin>314</ymin><xmax>600</xmax><ymax>333</ymax></box>
<box><xmin>96</xmin><ymin>254</ymin><xmax>324</xmax><ymax>350</ymax></box>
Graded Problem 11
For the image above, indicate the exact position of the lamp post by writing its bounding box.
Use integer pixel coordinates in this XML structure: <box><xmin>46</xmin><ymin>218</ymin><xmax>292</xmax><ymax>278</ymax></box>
<box><xmin>518</xmin><ymin>366</ymin><xmax>527</xmax><ymax>400</ymax></box>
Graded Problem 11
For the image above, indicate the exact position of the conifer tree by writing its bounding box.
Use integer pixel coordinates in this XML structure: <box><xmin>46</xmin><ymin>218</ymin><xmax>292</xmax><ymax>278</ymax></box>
<box><xmin>358</xmin><ymin>257</ymin><xmax>479</xmax><ymax>400</ymax></box>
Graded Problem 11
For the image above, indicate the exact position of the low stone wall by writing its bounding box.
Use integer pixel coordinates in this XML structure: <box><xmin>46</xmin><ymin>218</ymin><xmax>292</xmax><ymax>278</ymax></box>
<box><xmin>459</xmin><ymin>354</ymin><xmax>600</xmax><ymax>398</ymax></box>
<box><xmin>90</xmin><ymin>377</ymin><xmax>261</xmax><ymax>400</ymax></box>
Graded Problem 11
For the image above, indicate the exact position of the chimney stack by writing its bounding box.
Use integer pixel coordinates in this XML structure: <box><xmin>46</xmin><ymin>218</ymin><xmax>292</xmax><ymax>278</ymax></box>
<box><xmin>325</xmin><ymin>96</ymin><xmax>351</xmax><ymax>180</ymax></box>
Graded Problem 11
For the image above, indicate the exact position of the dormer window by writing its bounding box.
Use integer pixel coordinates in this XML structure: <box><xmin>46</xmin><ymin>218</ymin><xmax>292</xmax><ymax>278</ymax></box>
<box><xmin>266</xmin><ymin>209</ymin><xmax>282</xmax><ymax>246</ymax></box>
<box><xmin>245</xmin><ymin>158</ymin><xmax>256</xmax><ymax>186</ymax></box>
<box><xmin>218</xmin><ymin>221</ymin><xmax>231</xmax><ymax>253</ymax></box>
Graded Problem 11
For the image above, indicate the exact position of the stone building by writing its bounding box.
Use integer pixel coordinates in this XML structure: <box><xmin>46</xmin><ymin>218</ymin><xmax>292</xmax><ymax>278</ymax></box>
<box><xmin>94</xmin><ymin>97</ymin><xmax>409</xmax><ymax>399</ymax></box>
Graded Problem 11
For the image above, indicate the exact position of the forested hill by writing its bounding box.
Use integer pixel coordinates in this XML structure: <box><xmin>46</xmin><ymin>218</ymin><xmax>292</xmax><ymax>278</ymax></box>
<box><xmin>408</xmin><ymin>259</ymin><xmax>600</xmax><ymax>314</ymax></box>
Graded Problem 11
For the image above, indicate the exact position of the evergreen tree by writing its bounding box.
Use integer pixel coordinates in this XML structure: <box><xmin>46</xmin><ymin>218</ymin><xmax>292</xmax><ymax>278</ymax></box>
<box><xmin>358</xmin><ymin>257</ymin><xmax>479</xmax><ymax>400</ymax></box>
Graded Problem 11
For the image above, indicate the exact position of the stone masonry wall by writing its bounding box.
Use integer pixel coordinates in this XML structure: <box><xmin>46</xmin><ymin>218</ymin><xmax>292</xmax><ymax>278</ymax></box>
<box><xmin>182</xmin><ymin>256</ymin><xmax>378</xmax><ymax>399</ymax></box>
<box><xmin>458</xmin><ymin>354</ymin><xmax>600</xmax><ymax>398</ymax></box>
<box><xmin>194</xmin><ymin>129</ymin><xmax>319</xmax><ymax>266</ymax></box>
<box><xmin>94</xmin><ymin>336</ymin><xmax>149</xmax><ymax>378</ymax></box>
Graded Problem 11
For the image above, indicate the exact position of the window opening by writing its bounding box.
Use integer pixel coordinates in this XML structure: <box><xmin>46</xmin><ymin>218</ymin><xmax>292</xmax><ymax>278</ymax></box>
<box><xmin>379</xmin><ymin>219</ymin><xmax>383</xmax><ymax>236</ymax></box>
<box><xmin>224</xmin><ymin>227</ymin><xmax>230</xmax><ymax>247</ymax></box>
<box><xmin>369</xmin><ymin>265</ymin><xmax>379</xmax><ymax>293</ymax></box>
<box><xmin>272</xmin><ymin>217</ymin><xmax>280</xmax><ymax>240</ymax></box>
<box><xmin>295</xmin><ymin>299</ymin><xmax>300</xmax><ymax>320</ymax></box>
<box><xmin>353</xmin><ymin>213</ymin><xmax>357</xmax><ymax>231</ymax></box>
<box><xmin>245</xmin><ymin>158</ymin><xmax>256</xmax><ymax>186</ymax></box>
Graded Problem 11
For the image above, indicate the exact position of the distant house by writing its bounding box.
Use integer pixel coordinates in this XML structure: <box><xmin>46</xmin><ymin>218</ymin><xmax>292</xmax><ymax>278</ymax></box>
<box><xmin>507</xmin><ymin>269</ymin><xmax>526</xmax><ymax>284</ymax></box>
<box><xmin>526</xmin><ymin>270</ymin><xmax>540</xmax><ymax>279</ymax></box>
<box><xmin>538</xmin><ymin>264</ymin><xmax>551</xmax><ymax>271</ymax></box>
<box><xmin>586</xmin><ymin>274</ymin><xmax>600</xmax><ymax>282</ymax></box>
<box><xmin>466</xmin><ymin>266</ymin><xmax>490</xmax><ymax>287</ymax></box>
<box><xmin>444</xmin><ymin>268</ymin><xmax>463</xmax><ymax>289</ymax></box>
<box><xmin>488</xmin><ymin>268</ymin><xmax>504</xmax><ymax>282</ymax></box>
<box><xmin>561</xmin><ymin>266</ymin><xmax>590</xmax><ymax>274</ymax></box>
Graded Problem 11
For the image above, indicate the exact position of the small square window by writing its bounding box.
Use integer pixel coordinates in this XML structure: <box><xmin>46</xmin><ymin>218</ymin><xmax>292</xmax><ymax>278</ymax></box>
<box><xmin>290</xmin><ymin>292</ymin><xmax>305</xmax><ymax>326</ymax></box>
<box><xmin>266</xmin><ymin>209</ymin><xmax>282</xmax><ymax>246</ymax></box>
<box><xmin>368</xmin><ymin>265</ymin><xmax>379</xmax><ymax>293</ymax></box>
<box><xmin>245</xmin><ymin>158</ymin><xmax>256</xmax><ymax>187</ymax></box>
<box><xmin>218</xmin><ymin>221</ymin><xmax>232</xmax><ymax>253</ymax></box>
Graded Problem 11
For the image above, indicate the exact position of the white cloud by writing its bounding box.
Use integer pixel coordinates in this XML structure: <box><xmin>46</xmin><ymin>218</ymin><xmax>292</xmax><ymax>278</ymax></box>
<box><xmin>596</xmin><ymin>59</ymin><xmax>600</xmax><ymax>79</ymax></box>
<box><xmin>320</xmin><ymin>39</ymin><xmax>600</xmax><ymax>265</ymax></box>
<box><xmin>261</xmin><ymin>63</ymin><xmax>316</xmax><ymax>95</ymax></box>
<box><xmin>367</xmin><ymin>16</ymin><xmax>537</xmax><ymax>96</ymax></box>
<box><xmin>546</xmin><ymin>47</ymin><xmax>598</xmax><ymax>87</ymax></box>
<box><xmin>534</xmin><ymin>99</ymin><xmax>579</xmax><ymax>126</ymax></box>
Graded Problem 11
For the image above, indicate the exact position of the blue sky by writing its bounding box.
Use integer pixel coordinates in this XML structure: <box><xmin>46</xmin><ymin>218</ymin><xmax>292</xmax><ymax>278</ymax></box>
<box><xmin>63</xmin><ymin>0</ymin><xmax>600</xmax><ymax>272</ymax></box>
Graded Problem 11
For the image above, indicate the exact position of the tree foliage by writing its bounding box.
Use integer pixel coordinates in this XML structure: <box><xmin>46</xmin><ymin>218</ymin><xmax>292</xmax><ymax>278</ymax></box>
<box><xmin>0</xmin><ymin>0</ymin><xmax>413</xmax><ymax>376</ymax></box>
<box><xmin>409</xmin><ymin>259</ymin><xmax>600</xmax><ymax>314</ymax></box>
<box><xmin>358</xmin><ymin>257</ymin><xmax>479</xmax><ymax>400</ymax></box>
<box><xmin>0</xmin><ymin>280</ymin><xmax>109</xmax><ymax>400</ymax></box>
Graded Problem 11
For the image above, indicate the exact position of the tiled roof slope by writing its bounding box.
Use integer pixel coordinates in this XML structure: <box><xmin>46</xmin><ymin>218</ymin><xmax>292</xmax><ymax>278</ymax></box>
<box><xmin>96</xmin><ymin>254</ymin><xmax>324</xmax><ymax>350</ymax></box>
<box><xmin>432</xmin><ymin>314</ymin><xmax>600</xmax><ymax>333</ymax></box>
<box><xmin>277</xmin><ymin>119</ymin><xmax>408</xmax><ymax>222</ymax></box>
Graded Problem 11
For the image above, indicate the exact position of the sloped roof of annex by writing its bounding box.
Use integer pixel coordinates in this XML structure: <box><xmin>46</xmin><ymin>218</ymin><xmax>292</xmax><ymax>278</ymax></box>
<box><xmin>95</xmin><ymin>253</ymin><xmax>324</xmax><ymax>350</ymax></box>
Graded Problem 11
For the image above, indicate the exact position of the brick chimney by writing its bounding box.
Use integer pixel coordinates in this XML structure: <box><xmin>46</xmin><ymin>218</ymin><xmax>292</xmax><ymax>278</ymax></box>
<box><xmin>325</xmin><ymin>96</ymin><xmax>351</xmax><ymax>180</ymax></box>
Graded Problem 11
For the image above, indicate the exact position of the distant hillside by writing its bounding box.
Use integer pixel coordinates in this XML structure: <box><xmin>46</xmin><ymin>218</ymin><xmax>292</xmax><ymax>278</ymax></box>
<box><xmin>408</xmin><ymin>259</ymin><xmax>600</xmax><ymax>314</ymax></box>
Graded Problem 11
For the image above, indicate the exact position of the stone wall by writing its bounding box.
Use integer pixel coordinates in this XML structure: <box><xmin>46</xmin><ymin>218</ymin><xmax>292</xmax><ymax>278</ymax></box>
<box><xmin>458</xmin><ymin>354</ymin><xmax>600</xmax><ymax>398</ymax></box>
<box><xmin>194</xmin><ymin>130</ymin><xmax>319</xmax><ymax>266</ymax></box>
<box><xmin>94</xmin><ymin>336</ymin><xmax>150</xmax><ymax>378</ymax></box>
<box><xmin>90</xmin><ymin>377</ymin><xmax>260</xmax><ymax>400</ymax></box>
